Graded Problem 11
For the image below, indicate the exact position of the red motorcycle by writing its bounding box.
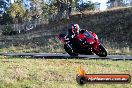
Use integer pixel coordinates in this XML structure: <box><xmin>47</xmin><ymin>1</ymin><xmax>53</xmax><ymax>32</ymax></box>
<box><xmin>57</xmin><ymin>30</ymin><xmax>107</xmax><ymax>57</ymax></box>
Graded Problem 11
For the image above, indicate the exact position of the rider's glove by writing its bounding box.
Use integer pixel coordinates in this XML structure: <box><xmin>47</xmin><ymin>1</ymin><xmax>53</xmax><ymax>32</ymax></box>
<box><xmin>65</xmin><ymin>37</ymin><xmax>70</xmax><ymax>42</ymax></box>
<box><xmin>71</xmin><ymin>35</ymin><xmax>74</xmax><ymax>38</ymax></box>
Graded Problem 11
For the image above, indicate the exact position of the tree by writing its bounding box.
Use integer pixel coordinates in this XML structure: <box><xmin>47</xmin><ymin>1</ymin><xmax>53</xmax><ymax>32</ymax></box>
<box><xmin>107</xmin><ymin>0</ymin><xmax>125</xmax><ymax>8</ymax></box>
<box><xmin>0</xmin><ymin>12</ymin><xmax>13</xmax><ymax>25</ymax></box>
<box><xmin>0</xmin><ymin>0</ymin><xmax>10</xmax><ymax>13</ymax></box>
<box><xmin>76</xmin><ymin>1</ymin><xmax>94</xmax><ymax>11</ymax></box>
<box><xmin>29</xmin><ymin>0</ymin><xmax>44</xmax><ymax>15</ymax></box>
<box><xmin>0</xmin><ymin>0</ymin><xmax>13</xmax><ymax>24</ymax></box>
<box><xmin>7</xmin><ymin>2</ymin><xmax>25</xmax><ymax>23</ymax></box>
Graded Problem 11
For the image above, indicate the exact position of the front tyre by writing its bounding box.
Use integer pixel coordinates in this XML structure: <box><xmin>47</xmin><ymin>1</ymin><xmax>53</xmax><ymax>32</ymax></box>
<box><xmin>64</xmin><ymin>44</ymin><xmax>78</xmax><ymax>56</ymax></box>
<box><xmin>95</xmin><ymin>45</ymin><xmax>107</xmax><ymax>57</ymax></box>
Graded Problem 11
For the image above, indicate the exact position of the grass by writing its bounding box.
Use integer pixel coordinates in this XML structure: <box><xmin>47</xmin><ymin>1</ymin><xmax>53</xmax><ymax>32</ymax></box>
<box><xmin>0</xmin><ymin>56</ymin><xmax>131</xmax><ymax>88</ymax></box>
<box><xmin>0</xmin><ymin>37</ymin><xmax>65</xmax><ymax>53</ymax></box>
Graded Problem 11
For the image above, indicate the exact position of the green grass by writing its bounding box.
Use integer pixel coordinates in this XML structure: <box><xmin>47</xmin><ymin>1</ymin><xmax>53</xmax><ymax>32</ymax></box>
<box><xmin>0</xmin><ymin>56</ymin><xmax>131</xmax><ymax>88</ymax></box>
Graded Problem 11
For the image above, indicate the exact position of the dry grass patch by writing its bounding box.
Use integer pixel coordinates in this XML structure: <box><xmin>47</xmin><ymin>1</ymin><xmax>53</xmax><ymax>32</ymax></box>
<box><xmin>0</xmin><ymin>56</ymin><xmax>131</xmax><ymax>88</ymax></box>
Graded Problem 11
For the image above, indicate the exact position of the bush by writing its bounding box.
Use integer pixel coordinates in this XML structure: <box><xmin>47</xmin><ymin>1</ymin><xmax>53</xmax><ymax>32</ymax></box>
<box><xmin>2</xmin><ymin>25</ymin><xmax>17</xmax><ymax>35</ymax></box>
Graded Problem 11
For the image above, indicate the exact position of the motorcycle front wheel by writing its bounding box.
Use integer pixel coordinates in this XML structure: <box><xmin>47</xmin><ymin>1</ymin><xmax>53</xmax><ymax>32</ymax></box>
<box><xmin>94</xmin><ymin>45</ymin><xmax>107</xmax><ymax>57</ymax></box>
<box><xmin>64</xmin><ymin>44</ymin><xmax>78</xmax><ymax>56</ymax></box>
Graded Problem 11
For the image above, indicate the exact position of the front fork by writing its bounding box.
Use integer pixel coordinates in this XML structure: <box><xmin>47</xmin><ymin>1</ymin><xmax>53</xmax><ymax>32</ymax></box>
<box><xmin>92</xmin><ymin>42</ymin><xmax>101</xmax><ymax>53</ymax></box>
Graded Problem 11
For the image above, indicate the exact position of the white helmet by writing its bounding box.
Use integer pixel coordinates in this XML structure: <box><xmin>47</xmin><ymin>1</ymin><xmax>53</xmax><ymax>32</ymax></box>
<box><xmin>71</xmin><ymin>24</ymin><xmax>80</xmax><ymax>35</ymax></box>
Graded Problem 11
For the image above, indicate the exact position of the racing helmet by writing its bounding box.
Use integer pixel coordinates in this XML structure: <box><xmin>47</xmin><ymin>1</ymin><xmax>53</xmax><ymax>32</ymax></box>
<box><xmin>68</xmin><ymin>24</ymin><xmax>80</xmax><ymax>35</ymax></box>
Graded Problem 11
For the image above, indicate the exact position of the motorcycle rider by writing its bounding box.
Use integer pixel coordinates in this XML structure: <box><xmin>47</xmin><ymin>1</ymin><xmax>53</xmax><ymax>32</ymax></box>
<box><xmin>65</xmin><ymin>24</ymin><xmax>86</xmax><ymax>49</ymax></box>
<box><xmin>58</xmin><ymin>24</ymin><xmax>107</xmax><ymax>57</ymax></box>
<box><xmin>67</xmin><ymin>24</ymin><xmax>80</xmax><ymax>39</ymax></box>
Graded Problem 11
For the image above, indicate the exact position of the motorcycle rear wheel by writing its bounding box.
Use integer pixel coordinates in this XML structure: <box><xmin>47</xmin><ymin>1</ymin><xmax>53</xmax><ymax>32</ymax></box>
<box><xmin>64</xmin><ymin>44</ymin><xmax>78</xmax><ymax>56</ymax></box>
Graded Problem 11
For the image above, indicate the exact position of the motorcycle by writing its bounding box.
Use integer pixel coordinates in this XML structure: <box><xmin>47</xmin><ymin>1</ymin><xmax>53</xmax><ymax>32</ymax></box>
<box><xmin>57</xmin><ymin>30</ymin><xmax>107</xmax><ymax>57</ymax></box>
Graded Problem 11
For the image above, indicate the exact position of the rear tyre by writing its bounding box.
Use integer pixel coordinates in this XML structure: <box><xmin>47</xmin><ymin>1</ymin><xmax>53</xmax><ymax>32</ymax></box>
<box><xmin>95</xmin><ymin>45</ymin><xmax>107</xmax><ymax>57</ymax></box>
<box><xmin>64</xmin><ymin>44</ymin><xmax>78</xmax><ymax>56</ymax></box>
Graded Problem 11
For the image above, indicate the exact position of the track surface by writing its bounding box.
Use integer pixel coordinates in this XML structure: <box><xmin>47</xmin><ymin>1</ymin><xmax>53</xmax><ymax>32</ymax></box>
<box><xmin>0</xmin><ymin>53</ymin><xmax>132</xmax><ymax>60</ymax></box>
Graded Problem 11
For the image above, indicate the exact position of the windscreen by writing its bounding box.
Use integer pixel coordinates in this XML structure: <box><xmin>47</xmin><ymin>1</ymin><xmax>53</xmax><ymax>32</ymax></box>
<box><xmin>84</xmin><ymin>31</ymin><xmax>94</xmax><ymax>38</ymax></box>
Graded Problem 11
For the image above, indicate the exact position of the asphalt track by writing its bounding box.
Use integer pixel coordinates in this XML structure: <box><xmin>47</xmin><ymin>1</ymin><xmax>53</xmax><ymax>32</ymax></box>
<box><xmin>0</xmin><ymin>53</ymin><xmax>132</xmax><ymax>60</ymax></box>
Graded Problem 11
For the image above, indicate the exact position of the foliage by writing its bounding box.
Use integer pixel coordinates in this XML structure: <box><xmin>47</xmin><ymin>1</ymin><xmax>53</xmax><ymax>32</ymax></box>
<box><xmin>0</xmin><ymin>0</ymin><xmax>94</xmax><ymax>23</ymax></box>
<box><xmin>107</xmin><ymin>0</ymin><xmax>126</xmax><ymax>8</ymax></box>
<box><xmin>48</xmin><ymin>4</ymin><xmax>57</xmax><ymax>15</ymax></box>
<box><xmin>0</xmin><ymin>13</ymin><xmax>13</xmax><ymax>25</ymax></box>
<box><xmin>7</xmin><ymin>2</ymin><xmax>25</xmax><ymax>19</ymax></box>
<box><xmin>0</xmin><ymin>0</ymin><xmax>9</xmax><ymax>11</ymax></box>
<box><xmin>2</xmin><ymin>25</ymin><xmax>17</xmax><ymax>35</ymax></box>
<box><xmin>41</xmin><ymin>4</ymin><xmax>49</xmax><ymax>16</ymax></box>
<box><xmin>29</xmin><ymin>0</ymin><xmax>44</xmax><ymax>15</ymax></box>
<box><xmin>76</xmin><ymin>1</ymin><xmax>94</xmax><ymax>11</ymax></box>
